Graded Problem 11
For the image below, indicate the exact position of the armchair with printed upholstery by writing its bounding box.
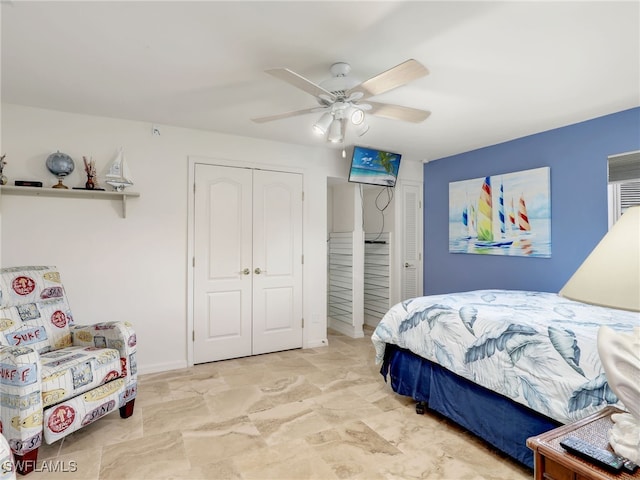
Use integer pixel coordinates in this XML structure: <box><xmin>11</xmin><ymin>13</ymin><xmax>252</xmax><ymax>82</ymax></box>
<box><xmin>1</xmin><ymin>432</ymin><xmax>16</xmax><ymax>480</ymax></box>
<box><xmin>0</xmin><ymin>266</ymin><xmax>137</xmax><ymax>475</ymax></box>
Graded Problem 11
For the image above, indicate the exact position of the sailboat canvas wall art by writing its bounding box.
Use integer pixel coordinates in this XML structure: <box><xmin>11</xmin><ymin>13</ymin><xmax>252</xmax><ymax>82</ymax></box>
<box><xmin>449</xmin><ymin>166</ymin><xmax>551</xmax><ymax>257</ymax></box>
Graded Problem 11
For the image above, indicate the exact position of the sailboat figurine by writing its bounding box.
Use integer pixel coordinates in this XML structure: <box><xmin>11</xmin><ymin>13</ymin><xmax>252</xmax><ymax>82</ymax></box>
<box><xmin>105</xmin><ymin>147</ymin><xmax>134</xmax><ymax>191</ymax></box>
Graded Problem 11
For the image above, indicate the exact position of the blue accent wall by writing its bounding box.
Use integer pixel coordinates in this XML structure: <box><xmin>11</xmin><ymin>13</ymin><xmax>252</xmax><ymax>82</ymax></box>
<box><xmin>423</xmin><ymin>107</ymin><xmax>640</xmax><ymax>295</ymax></box>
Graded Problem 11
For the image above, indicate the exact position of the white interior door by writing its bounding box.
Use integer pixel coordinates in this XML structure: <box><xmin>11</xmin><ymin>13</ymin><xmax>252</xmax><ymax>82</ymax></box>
<box><xmin>194</xmin><ymin>164</ymin><xmax>253</xmax><ymax>363</ymax></box>
<box><xmin>252</xmin><ymin>170</ymin><xmax>303</xmax><ymax>354</ymax></box>
<box><xmin>401</xmin><ymin>182</ymin><xmax>423</xmax><ymax>300</ymax></box>
<box><xmin>193</xmin><ymin>165</ymin><xmax>303</xmax><ymax>363</ymax></box>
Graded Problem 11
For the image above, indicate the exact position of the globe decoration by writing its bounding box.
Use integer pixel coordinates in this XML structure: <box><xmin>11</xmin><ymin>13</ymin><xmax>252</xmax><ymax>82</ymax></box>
<box><xmin>46</xmin><ymin>151</ymin><xmax>75</xmax><ymax>189</ymax></box>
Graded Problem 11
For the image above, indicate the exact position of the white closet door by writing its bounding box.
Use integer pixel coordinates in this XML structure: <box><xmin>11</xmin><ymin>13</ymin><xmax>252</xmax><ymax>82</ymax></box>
<box><xmin>194</xmin><ymin>164</ymin><xmax>253</xmax><ymax>363</ymax></box>
<box><xmin>252</xmin><ymin>169</ymin><xmax>303</xmax><ymax>355</ymax></box>
<box><xmin>401</xmin><ymin>182</ymin><xmax>423</xmax><ymax>300</ymax></box>
<box><xmin>193</xmin><ymin>165</ymin><xmax>303</xmax><ymax>363</ymax></box>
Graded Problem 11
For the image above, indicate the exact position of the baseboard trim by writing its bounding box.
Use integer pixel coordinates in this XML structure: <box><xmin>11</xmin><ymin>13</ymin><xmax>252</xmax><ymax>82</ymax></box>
<box><xmin>305</xmin><ymin>338</ymin><xmax>329</xmax><ymax>348</ymax></box>
<box><xmin>328</xmin><ymin>317</ymin><xmax>364</xmax><ymax>338</ymax></box>
<box><xmin>137</xmin><ymin>360</ymin><xmax>188</xmax><ymax>376</ymax></box>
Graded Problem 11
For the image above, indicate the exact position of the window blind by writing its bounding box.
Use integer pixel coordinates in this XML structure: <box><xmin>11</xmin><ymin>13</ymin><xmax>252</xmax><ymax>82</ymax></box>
<box><xmin>608</xmin><ymin>151</ymin><xmax>640</xmax><ymax>183</ymax></box>
<box><xmin>620</xmin><ymin>181</ymin><xmax>640</xmax><ymax>212</ymax></box>
<box><xmin>608</xmin><ymin>151</ymin><xmax>640</xmax><ymax>223</ymax></box>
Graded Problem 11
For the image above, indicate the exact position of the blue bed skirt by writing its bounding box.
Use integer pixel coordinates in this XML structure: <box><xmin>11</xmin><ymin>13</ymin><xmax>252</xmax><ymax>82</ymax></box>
<box><xmin>381</xmin><ymin>344</ymin><xmax>561</xmax><ymax>468</ymax></box>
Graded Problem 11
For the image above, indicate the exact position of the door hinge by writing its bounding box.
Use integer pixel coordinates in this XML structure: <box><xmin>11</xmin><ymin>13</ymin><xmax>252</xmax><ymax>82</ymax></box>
<box><xmin>193</xmin><ymin>183</ymin><xmax>196</xmax><ymax>194</ymax></box>
<box><xmin>301</xmin><ymin>254</ymin><xmax>304</xmax><ymax>264</ymax></box>
<box><xmin>302</xmin><ymin>191</ymin><xmax>304</xmax><ymax>201</ymax></box>
<box><xmin>301</xmin><ymin>318</ymin><xmax>304</xmax><ymax>328</ymax></box>
<box><xmin>192</xmin><ymin>330</ymin><xmax>195</xmax><ymax>341</ymax></box>
<box><xmin>419</xmin><ymin>253</ymin><xmax>422</xmax><ymax>261</ymax></box>
<box><xmin>419</xmin><ymin>200</ymin><xmax>422</xmax><ymax>209</ymax></box>
<box><xmin>193</xmin><ymin>257</ymin><xmax>195</xmax><ymax>267</ymax></box>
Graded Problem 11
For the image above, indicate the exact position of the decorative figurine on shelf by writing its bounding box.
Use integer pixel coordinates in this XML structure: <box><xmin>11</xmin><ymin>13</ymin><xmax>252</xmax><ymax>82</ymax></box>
<box><xmin>46</xmin><ymin>150</ymin><xmax>75</xmax><ymax>189</ymax></box>
<box><xmin>105</xmin><ymin>147</ymin><xmax>134</xmax><ymax>191</ymax></box>
<box><xmin>83</xmin><ymin>156</ymin><xmax>97</xmax><ymax>190</ymax></box>
<box><xmin>0</xmin><ymin>154</ymin><xmax>7</xmax><ymax>186</ymax></box>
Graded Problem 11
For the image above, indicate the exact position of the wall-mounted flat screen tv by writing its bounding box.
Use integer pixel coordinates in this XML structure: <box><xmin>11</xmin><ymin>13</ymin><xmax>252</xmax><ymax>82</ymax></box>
<box><xmin>348</xmin><ymin>146</ymin><xmax>402</xmax><ymax>187</ymax></box>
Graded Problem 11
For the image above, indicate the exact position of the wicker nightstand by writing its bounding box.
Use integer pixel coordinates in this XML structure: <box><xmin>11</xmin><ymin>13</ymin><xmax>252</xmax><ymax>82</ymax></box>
<box><xmin>527</xmin><ymin>406</ymin><xmax>639</xmax><ymax>480</ymax></box>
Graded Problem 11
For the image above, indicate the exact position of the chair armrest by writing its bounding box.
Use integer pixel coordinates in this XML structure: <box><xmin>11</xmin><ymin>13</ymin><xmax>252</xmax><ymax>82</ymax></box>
<box><xmin>71</xmin><ymin>322</ymin><xmax>137</xmax><ymax>378</ymax></box>
<box><xmin>0</xmin><ymin>345</ymin><xmax>43</xmax><ymax>456</ymax></box>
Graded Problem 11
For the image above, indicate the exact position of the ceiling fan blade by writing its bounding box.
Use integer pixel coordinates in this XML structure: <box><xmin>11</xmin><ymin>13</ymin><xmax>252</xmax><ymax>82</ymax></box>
<box><xmin>348</xmin><ymin>59</ymin><xmax>429</xmax><ymax>100</ymax></box>
<box><xmin>346</xmin><ymin>91</ymin><xmax>364</xmax><ymax>102</ymax></box>
<box><xmin>251</xmin><ymin>106</ymin><xmax>324</xmax><ymax>123</ymax></box>
<box><xmin>266</xmin><ymin>68</ymin><xmax>336</xmax><ymax>103</ymax></box>
<box><xmin>366</xmin><ymin>101</ymin><xmax>431</xmax><ymax>123</ymax></box>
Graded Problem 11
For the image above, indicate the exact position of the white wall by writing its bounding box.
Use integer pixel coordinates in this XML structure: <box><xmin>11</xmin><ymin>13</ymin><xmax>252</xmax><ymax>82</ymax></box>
<box><xmin>362</xmin><ymin>185</ymin><xmax>395</xmax><ymax>235</ymax></box>
<box><xmin>0</xmin><ymin>6</ymin><xmax>3</xmax><ymax>267</ymax></box>
<box><xmin>0</xmin><ymin>103</ymin><xmax>350</xmax><ymax>374</ymax></box>
<box><xmin>329</xmin><ymin>183</ymin><xmax>357</xmax><ymax>233</ymax></box>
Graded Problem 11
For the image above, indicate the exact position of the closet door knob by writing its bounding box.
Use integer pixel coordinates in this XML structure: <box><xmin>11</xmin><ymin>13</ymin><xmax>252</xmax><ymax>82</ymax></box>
<box><xmin>254</xmin><ymin>267</ymin><xmax>264</xmax><ymax>275</ymax></box>
<box><xmin>242</xmin><ymin>268</ymin><xmax>251</xmax><ymax>275</ymax></box>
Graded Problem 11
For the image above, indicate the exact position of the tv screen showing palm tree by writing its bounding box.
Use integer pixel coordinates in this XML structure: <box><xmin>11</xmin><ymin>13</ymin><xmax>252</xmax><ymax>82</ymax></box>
<box><xmin>348</xmin><ymin>146</ymin><xmax>402</xmax><ymax>187</ymax></box>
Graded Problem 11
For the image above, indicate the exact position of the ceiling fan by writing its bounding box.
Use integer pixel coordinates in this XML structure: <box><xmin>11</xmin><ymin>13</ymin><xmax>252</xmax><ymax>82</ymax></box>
<box><xmin>251</xmin><ymin>59</ymin><xmax>431</xmax><ymax>144</ymax></box>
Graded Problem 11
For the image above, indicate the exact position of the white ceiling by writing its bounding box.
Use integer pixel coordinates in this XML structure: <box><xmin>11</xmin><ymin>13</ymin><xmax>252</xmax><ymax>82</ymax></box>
<box><xmin>2</xmin><ymin>1</ymin><xmax>639</xmax><ymax>163</ymax></box>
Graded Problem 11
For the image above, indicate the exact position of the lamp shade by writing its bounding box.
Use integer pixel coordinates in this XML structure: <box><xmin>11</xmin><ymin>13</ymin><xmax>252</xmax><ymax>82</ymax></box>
<box><xmin>559</xmin><ymin>205</ymin><xmax>640</xmax><ymax>312</ymax></box>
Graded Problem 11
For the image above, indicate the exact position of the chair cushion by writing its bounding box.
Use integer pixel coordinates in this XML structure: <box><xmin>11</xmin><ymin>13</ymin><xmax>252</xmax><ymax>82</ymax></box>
<box><xmin>0</xmin><ymin>267</ymin><xmax>66</xmax><ymax>309</ymax></box>
<box><xmin>42</xmin><ymin>377</ymin><xmax>126</xmax><ymax>445</ymax></box>
<box><xmin>40</xmin><ymin>346</ymin><xmax>122</xmax><ymax>407</ymax></box>
<box><xmin>0</xmin><ymin>298</ymin><xmax>72</xmax><ymax>353</ymax></box>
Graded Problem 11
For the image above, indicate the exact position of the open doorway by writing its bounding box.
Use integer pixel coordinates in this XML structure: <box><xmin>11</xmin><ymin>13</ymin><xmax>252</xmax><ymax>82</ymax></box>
<box><xmin>326</xmin><ymin>178</ymin><xmax>409</xmax><ymax>337</ymax></box>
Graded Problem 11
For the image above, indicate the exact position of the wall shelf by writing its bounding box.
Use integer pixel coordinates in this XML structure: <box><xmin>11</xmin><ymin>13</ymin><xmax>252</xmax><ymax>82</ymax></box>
<box><xmin>0</xmin><ymin>185</ymin><xmax>140</xmax><ymax>218</ymax></box>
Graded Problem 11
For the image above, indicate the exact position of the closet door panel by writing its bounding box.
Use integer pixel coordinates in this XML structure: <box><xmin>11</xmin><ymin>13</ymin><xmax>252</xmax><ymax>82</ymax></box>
<box><xmin>194</xmin><ymin>164</ymin><xmax>253</xmax><ymax>363</ymax></box>
<box><xmin>252</xmin><ymin>170</ymin><xmax>303</xmax><ymax>355</ymax></box>
<box><xmin>401</xmin><ymin>183</ymin><xmax>423</xmax><ymax>300</ymax></box>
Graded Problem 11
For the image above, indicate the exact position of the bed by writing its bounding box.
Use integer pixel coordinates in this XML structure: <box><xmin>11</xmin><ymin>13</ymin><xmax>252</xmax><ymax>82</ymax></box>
<box><xmin>371</xmin><ymin>289</ymin><xmax>640</xmax><ymax>468</ymax></box>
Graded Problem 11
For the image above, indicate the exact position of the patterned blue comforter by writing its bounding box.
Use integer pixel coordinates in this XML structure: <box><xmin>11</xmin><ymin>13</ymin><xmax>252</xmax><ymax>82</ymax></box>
<box><xmin>372</xmin><ymin>290</ymin><xmax>640</xmax><ymax>424</ymax></box>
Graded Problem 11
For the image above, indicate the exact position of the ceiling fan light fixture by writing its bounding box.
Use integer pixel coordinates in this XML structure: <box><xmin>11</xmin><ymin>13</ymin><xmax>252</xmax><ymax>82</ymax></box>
<box><xmin>350</xmin><ymin>107</ymin><xmax>365</xmax><ymax>125</ymax></box>
<box><xmin>355</xmin><ymin>121</ymin><xmax>369</xmax><ymax>137</ymax></box>
<box><xmin>253</xmin><ymin>59</ymin><xmax>430</xmax><ymax>146</ymax></box>
<box><xmin>327</xmin><ymin>118</ymin><xmax>343</xmax><ymax>143</ymax></box>
<box><xmin>313</xmin><ymin>112</ymin><xmax>333</xmax><ymax>135</ymax></box>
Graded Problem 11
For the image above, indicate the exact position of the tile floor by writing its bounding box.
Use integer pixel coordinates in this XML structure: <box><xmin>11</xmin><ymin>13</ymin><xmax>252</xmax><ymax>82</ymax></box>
<box><xmin>28</xmin><ymin>329</ymin><xmax>532</xmax><ymax>479</ymax></box>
